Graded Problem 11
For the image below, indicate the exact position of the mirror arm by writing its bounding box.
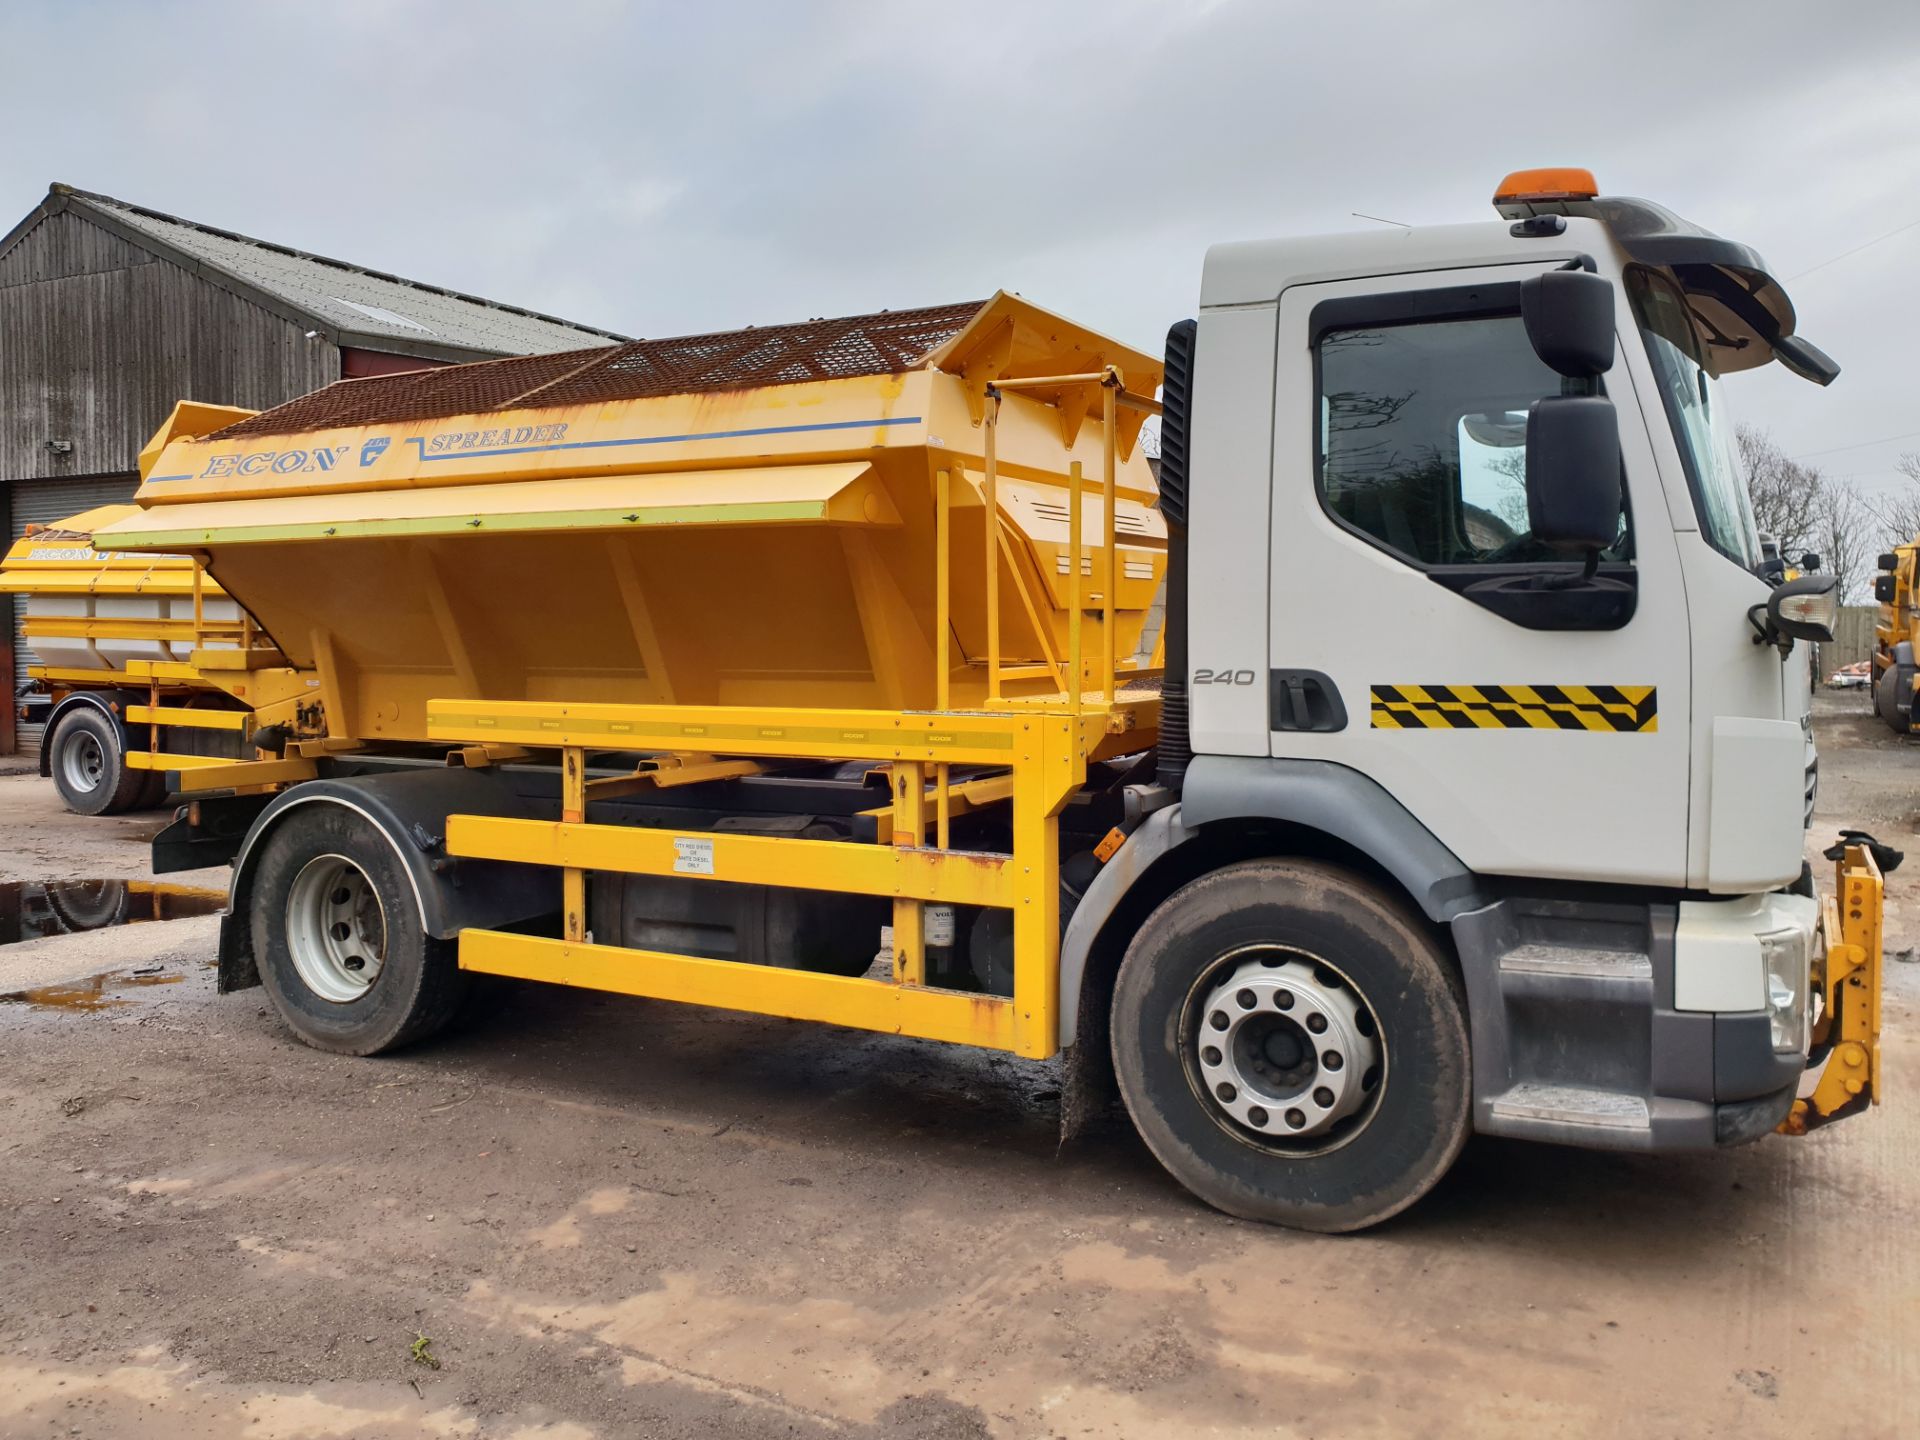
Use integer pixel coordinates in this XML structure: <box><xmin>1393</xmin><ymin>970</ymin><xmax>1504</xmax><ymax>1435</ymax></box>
<box><xmin>1745</xmin><ymin>603</ymin><xmax>1801</xmax><ymax>660</ymax></box>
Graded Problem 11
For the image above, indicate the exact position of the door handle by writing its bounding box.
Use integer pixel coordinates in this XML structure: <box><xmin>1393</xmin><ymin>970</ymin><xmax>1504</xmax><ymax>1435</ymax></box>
<box><xmin>1269</xmin><ymin>670</ymin><xmax>1348</xmax><ymax>733</ymax></box>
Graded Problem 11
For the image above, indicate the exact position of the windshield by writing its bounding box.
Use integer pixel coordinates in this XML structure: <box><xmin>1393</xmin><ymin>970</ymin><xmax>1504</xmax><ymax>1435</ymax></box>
<box><xmin>1626</xmin><ymin>266</ymin><xmax>1761</xmax><ymax>569</ymax></box>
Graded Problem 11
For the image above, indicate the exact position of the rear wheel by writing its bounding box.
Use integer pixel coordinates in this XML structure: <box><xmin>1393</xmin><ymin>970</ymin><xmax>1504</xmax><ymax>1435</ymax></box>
<box><xmin>1111</xmin><ymin>858</ymin><xmax>1471</xmax><ymax>1232</ymax></box>
<box><xmin>46</xmin><ymin>879</ymin><xmax>130</xmax><ymax>932</ymax></box>
<box><xmin>250</xmin><ymin>805</ymin><xmax>468</xmax><ymax>1055</ymax></box>
<box><xmin>48</xmin><ymin>707</ymin><xmax>145</xmax><ymax>816</ymax></box>
<box><xmin>1879</xmin><ymin>659</ymin><xmax>1916</xmax><ymax>735</ymax></box>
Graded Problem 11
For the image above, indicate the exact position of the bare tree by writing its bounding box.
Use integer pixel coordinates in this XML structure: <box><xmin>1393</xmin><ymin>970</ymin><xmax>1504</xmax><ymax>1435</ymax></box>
<box><xmin>1872</xmin><ymin>452</ymin><xmax>1920</xmax><ymax>547</ymax></box>
<box><xmin>1736</xmin><ymin>423</ymin><xmax>1871</xmax><ymax>601</ymax></box>
<box><xmin>1815</xmin><ymin>481</ymin><xmax>1871</xmax><ymax>604</ymax></box>
<box><xmin>1737</xmin><ymin>425</ymin><xmax>1824</xmax><ymax>558</ymax></box>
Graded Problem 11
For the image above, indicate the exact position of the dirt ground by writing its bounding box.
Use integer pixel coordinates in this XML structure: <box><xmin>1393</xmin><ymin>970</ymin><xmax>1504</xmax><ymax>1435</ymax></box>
<box><xmin>1</xmin><ymin>699</ymin><xmax>1916</xmax><ymax>1440</ymax></box>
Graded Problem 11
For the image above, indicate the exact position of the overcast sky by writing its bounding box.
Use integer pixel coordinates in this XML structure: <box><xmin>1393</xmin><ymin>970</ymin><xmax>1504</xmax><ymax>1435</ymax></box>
<box><xmin>6</xmin><ymin>0</ymin><xmax>1920</xmax><ymax>504</ymax></box>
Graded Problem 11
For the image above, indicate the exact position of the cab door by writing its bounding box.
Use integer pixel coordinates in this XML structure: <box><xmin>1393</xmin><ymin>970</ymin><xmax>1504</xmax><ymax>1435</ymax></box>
<box><xmin>1264</xmin><ymin>264</ymin><xmax>1690</xmax><ymax>887</ymax></box>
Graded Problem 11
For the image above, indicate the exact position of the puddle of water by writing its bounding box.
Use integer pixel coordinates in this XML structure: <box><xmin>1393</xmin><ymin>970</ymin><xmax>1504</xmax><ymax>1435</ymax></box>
<box><xmin>1</xmin><ymin>969</ymin><xmax>185</xmax><ymax>1012</ymax></box>
<box><xmin>0</xmin><ymin>879</ymin><xmax>224</xmax><ymax>947</ymax></box>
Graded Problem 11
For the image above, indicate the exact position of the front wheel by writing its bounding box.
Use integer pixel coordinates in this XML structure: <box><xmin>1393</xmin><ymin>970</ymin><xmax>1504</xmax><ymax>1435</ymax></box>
<box><xmin>1111</xmin><ymin>858</ymin><xmax>1471</xmax><ymax>1233</ymax></box>
<box><xmin>249</xmin><ymin>805</ymin><xmax>468</xmax><ymax>1055</ymax></box>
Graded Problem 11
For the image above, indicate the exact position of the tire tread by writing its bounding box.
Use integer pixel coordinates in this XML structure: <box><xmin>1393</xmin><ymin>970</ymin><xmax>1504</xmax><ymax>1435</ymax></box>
<box><xmin>1110</xmin><ymin>857</ymin><xmax>1471</xmax><ymax>1232</ymax></box>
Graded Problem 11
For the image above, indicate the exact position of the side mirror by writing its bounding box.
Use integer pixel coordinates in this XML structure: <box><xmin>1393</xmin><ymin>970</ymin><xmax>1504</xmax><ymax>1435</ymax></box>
<box><xmin>1878</xmin><ymin>552</ymin><xmax>1898</xmax><ymax>572</ymax></box>
<box><xmin>1875</xmin><ymin>574</ymin><xmax>1898</xmax><ymax>603</ymax></box>
<box><xmin>1799</xmin><ymin>552</ymin><xmax>1822</xmax><ymax>572</ymax></box>
<box><xmin>1773</xmin><ymin>333</ymin><xmax>1840</xmax><ymax>388</ymax></box>
<box><xmin>1760</xmin><ymin>573</ymin><xmax>1838</xmax><ymax>646</ymax></box>
<box><xmin>1520</xmin><ymin>270</ymin><xmax>1615</xmax><ymax>378</ymax></box>
<box><xmin>1525</xmin><ymin>394</ymin><xmax>1621</xmax><ymax>551</ymax></box>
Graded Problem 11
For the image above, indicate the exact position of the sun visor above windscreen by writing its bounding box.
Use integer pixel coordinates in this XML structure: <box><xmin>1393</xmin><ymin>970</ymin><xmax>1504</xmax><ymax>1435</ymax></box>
<box><xmin>1493</xmin><ymin>179</ymin><xmax>1838</xmax><ymax>385</ymax></box>
<box><xmin>1592</xmin><ymin>195</ymin><xmax>1838</xmax><ymax>384</ymax></box>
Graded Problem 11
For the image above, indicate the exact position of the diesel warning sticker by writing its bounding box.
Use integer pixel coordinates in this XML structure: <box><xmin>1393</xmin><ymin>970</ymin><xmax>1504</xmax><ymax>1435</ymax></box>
<box><xmin>1370</xmin><ymin>684</ymin><xmax>1657</xmax><ymax>733</ymax></box>
<box><xmin>672</xmin><ymin>836</ymin><xmax>716</xmax><ymax>875</ymax></box>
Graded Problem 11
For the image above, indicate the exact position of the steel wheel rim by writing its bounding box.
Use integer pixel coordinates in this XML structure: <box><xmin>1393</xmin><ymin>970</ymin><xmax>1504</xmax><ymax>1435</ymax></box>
<box><xmin>1181</xmin><ymin>944</ymin><xmax>1386</xmax><ymax>1156</ymax></box>
<box><xmin>61</xmin><ymin>729</ymin><xmax>106</xmax><ymax>794</ymax></box>
<box><xmin>285</xmin><ymin>854</ymin><xmax>387</xmax><ymax>1004</ymax></box>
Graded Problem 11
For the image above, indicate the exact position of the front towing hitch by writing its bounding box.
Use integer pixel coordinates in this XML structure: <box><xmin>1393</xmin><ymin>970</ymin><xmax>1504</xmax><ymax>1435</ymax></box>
<box><xmin>1780</xmin><ymin>835</ymin><xmax>1891</xmax><ymax>1134</ymax></box>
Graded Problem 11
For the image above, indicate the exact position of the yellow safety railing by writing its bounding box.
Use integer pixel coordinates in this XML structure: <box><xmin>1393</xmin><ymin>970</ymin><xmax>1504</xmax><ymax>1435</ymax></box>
<box><xmin>920</xmin><ymin>365</ymin><xmax>1161</xmax><ymax>847</ymax></box>
<box><xmin>427</xmin><ymin>700</ymin><xmax>1096</xmax><ymax>1059</ymax></box>
<box><xmin>974</xmin><ymin>366</ymin><xmax>1161</xmax><ymax>715</ymax></box>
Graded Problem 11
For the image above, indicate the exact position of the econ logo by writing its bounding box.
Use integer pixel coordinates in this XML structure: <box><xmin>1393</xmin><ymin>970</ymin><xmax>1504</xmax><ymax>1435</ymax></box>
<box><xmin>198</xmin><ymin>445</ymin><xmax>351</xmax><ymax>478</ymax></box>
<box><xmin>360</xmin><ymin>437</ymin><xmax>392</xmax><ymax>467</ymax></box>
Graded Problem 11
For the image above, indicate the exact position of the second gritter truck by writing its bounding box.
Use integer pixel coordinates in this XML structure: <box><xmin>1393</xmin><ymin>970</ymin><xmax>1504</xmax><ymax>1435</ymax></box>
<box><xmin>101</xmin><ymin>170</ymin><xmax>1888</xmax><ymax>1231</ymax></box>
<box><xmin>1871</xmin><ymin>538</ymin><xmax>1919</xmax><ymax>733</ymax></box>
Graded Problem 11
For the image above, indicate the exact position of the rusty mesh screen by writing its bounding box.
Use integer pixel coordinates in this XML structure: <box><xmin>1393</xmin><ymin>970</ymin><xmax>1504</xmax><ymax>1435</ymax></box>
<box><xmin>211</xmin><ymin>301</ymin><xmax>986</xmax><ymax>440</ymax></box>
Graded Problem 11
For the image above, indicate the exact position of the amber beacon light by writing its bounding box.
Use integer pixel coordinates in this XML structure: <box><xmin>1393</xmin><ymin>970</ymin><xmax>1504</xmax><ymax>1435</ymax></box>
<box><xmin>1492</xmin><ymin>167</ymin><xmax>1600</xmax><ymax>217</ymax></box>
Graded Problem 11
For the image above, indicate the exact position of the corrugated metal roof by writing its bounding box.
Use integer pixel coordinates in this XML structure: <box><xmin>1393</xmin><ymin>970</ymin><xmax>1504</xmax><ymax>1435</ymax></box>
<box><xmin>4</xmin><ymin>184</ymin><xmax>627</xmax><ymax>359</ymax></box>
<box><xmin>211</xmin><ymin>301</ymin><xmax>987</xmax><ymax>439</ymax></box>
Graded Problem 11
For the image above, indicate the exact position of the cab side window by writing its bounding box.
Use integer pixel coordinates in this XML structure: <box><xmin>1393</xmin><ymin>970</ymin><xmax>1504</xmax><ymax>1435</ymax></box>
<box><xmin>1316</xmin><ymin>310</ymin><xmax>1630</xmax><ymax>567</ymax></box>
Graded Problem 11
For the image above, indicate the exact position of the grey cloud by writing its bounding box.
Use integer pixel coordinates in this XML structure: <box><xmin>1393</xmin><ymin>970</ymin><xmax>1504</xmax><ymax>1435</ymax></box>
<box><xmin>5</xmin><ymin>0</ymin><xmax>1918</xmax><ymax>495</ymax></box>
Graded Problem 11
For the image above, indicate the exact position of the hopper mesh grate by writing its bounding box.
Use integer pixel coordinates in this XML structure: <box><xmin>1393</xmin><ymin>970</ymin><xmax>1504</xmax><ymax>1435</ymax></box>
<box><xmin>210</xmin><ymin>301</ymin><xmax>986</xmax><ymax>440</ymax></box>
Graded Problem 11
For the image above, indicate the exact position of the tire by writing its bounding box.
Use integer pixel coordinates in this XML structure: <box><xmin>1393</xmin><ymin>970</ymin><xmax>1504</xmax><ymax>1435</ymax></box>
<box><xmin>45</xmin><ymin>879</ymin><xmax>130</xmax><ymax>932</ymax></box>
<box><xmin>48</xmin><ymin>707</ymin><xmax>145</xmax><ymax>816</ymax></box>
<box><xmin>1111</xmin><ymin>858</ymin><xmax>1471</xmax><ymax>1233</ymax></box>
<box><xmin>1879</xmin><ymin>666</ymin><xmax>1913</xmax><ymax>735</ymax></box>
<box><xmin>249</xmin><ymin>805</ymin><xmax>468</xmax><ymax>1055</ymax></box>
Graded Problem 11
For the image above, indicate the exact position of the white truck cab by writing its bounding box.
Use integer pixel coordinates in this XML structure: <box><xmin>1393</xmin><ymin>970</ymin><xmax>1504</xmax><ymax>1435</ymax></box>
<box><xmin>1078</xmin><ymin>170</ymin><xmax>1884</xmax><ymax>1226</ymax></box>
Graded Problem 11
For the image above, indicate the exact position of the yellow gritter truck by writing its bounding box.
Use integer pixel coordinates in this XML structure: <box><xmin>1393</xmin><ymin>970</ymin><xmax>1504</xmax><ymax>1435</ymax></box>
<box><xmin>1871</xmin><ymin>540</ymin><xmax>1919</xmax><ymax>733</ymax></box>
<box><xmin>0</xmin><ymin>400</ymin><xmax>313</xmax><ymax>814</ymax></box>
<box><xmin>0</xmin><ymin>498</ymin><xmax>270</xmax><ymax>814</ymax></box>
<box><xmin>95</xmin><ymin>175</ymin><xmax>1891</xmax><ymax>1230</ymax></box>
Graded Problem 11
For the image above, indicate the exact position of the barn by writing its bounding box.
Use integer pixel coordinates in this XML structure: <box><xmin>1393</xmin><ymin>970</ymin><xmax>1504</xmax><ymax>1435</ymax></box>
<box><xmin>0</xmin><ymin>182</ymin><xmax>625</xmax><ymax>753</ymax></box>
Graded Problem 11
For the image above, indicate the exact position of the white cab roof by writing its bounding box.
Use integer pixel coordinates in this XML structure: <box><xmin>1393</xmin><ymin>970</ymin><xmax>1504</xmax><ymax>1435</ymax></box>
<box><xmin>1200</xmin><ymin>217</ymin><xmax>1623</xmax><ymax>308</ymax></box>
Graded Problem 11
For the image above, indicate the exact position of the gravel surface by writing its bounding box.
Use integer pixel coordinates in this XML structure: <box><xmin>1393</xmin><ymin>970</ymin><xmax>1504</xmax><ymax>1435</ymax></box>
<box><xmin>0</xmin><ymin>705</ymin><xmax>1915</xmax><ymax>1438</ymax></box>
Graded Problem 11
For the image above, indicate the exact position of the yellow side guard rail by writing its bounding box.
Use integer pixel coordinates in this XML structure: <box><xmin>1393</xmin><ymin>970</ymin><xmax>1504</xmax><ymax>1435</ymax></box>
<box><xmin>126</xmin><ymin>704</ymin><xmax>250</xmax><ymax>732</ymax></box>
<box><xmin>429</xmin><ymin>700</ymin><xmax>1096</xmax><ymax>1060</ymax></box>
<box><xmin>1783</xmin><ymin>837</ymin><xmax>1889</xmax><ymax>1134</ymax></box>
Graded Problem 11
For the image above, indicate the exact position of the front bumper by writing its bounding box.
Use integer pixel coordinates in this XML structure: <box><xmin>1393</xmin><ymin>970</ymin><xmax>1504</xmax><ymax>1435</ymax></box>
<box><xmin>1455</xmin><ymin>834</ymin><xmax>1889</xmax><ymax>1153</ymax></box>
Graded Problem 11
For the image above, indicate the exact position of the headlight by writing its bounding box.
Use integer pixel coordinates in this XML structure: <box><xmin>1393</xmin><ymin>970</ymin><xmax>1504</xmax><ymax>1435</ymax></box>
<box><xmin>1760</xmin><ymin>927</ymin><xmax>1810</xmax><ymax>1052</ymax></box>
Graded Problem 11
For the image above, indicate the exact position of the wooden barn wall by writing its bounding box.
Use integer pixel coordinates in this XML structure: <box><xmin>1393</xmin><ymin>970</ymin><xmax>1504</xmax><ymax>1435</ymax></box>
<box><xmin>0</xmin><ymin>210</ymin><xmax>339</xmax><ymax>483</ymax></box>
<box><xmin>0</xmin><ymin>211</ymin><xmax>151</xmax><ymax>287</ymax></box>
<box><xmin>1825</xmin><ymin>605</ymin><xmax>1878</xmax><ymax>675</ymax></box>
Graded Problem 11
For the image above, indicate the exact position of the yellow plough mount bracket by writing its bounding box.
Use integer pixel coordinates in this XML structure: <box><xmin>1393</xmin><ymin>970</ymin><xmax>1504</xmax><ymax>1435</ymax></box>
<box><xmin>1782</xmin><ymin>836</ymin><xmax>1893</xmax><ymax>1134</ymax></box>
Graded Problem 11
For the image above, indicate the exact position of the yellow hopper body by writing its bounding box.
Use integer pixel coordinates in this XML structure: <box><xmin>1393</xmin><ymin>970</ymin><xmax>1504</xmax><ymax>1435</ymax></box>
<box><xmin>98</xmin><ymin>294</ymin><xmax>1167</xmax><ymax>747</ymax></box>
